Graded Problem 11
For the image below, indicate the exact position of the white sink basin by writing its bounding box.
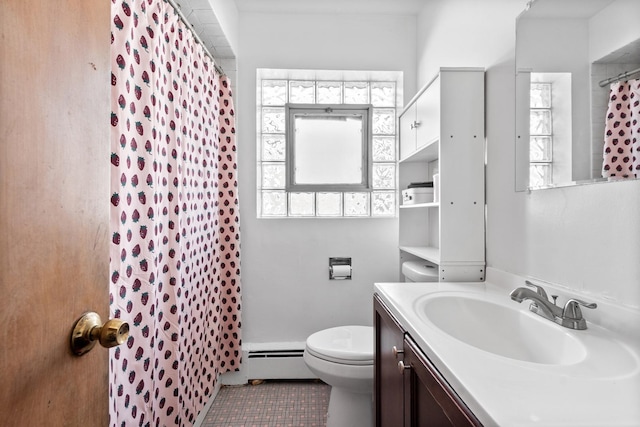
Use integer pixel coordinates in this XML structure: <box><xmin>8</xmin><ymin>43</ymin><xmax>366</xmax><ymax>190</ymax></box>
<box><xmin>415</xmin><ymin>293</ymin><xmax>587</xmax><ymax>365</ymax></box>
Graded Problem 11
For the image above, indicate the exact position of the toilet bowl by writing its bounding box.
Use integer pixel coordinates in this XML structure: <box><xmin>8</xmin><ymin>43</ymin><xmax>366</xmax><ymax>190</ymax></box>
<box><xmin>303</xmin><ymin>325</ymin><xmax>374</xmax><ymax>427</ymax></box>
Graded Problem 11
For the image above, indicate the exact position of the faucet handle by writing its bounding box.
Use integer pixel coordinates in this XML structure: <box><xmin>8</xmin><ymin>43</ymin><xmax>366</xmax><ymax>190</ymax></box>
<box><xmin>562</xmin><ymin>298</ymin><xmax>597</xmax><ymax>320</ymax></box>
<box><xmin>525</xmin><ymin>280</ymin><xmax>549</xmax><ymax>300</ymax></box>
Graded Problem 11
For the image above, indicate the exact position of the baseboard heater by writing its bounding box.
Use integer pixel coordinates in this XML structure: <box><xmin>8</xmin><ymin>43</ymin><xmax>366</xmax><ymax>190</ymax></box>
<box><xmin>221</xmin><ymin>342</ymin><xmax>315</xmax><ymax>385</ymax></box>
<box><xmin>247</xmin><ymin>348</ymin><xmax>305</xmax><ymax>359</ymax></box>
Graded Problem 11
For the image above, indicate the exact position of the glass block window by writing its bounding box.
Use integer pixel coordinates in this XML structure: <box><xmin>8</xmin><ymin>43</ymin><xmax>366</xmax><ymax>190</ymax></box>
<box><xmin>529</xmin><ymin>82</ymin><xmax>553</xmax><ymax>188</ymax></box>
<box><xmin>257</xmin><ymin>69</ymin><xmax>402</xmax><ymax>218</ymax></box>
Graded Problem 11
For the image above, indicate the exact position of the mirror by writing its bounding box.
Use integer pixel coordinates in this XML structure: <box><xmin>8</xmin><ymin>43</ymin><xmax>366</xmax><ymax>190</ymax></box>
<box><xmin>285</xmin><ymin>104</ymin><xmax>372</xmax><ymax>192</ymax></box>
<box><xmin>515</xmin><ymin>0</ymin><xmax>640</xmax><ymax>191</ymax></box>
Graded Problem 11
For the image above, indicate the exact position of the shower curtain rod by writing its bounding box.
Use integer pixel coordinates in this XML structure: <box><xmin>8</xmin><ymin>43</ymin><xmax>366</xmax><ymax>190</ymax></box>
<box><xmin>598</xmin><ymin>66</ymin><xmax>640</xmax><ymax>87</ymax></box>
<box><xmin>165</xmin><ymin>0</ymin><xmax>225</xmax><ymax>76</ymax></box>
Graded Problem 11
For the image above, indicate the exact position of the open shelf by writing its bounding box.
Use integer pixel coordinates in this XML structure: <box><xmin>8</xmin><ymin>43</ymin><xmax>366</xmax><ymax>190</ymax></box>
<box><xmin>400</xmin><ymin>202</ymin><xmax>439</xmax><ymax>209</ymax></box>
<box><xmin>399</xmin><ymin>137</ymin><xmax>439</xmax><ymax>164</ymax></box>
<box><xmin>399</xmin><ymin>246</ymin><xmax>440</xmax><ymax>264</ymax></box>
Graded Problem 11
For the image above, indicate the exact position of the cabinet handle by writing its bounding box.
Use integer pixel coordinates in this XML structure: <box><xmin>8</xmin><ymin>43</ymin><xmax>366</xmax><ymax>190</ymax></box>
<box><xmin>392</xmin><ymin>345</ymin><xmax>404</xmax><ymax>359</ymax></box>
<box><xmin>398</xmin><ymin>360</ymin><xmax>411</xmax><ymax>374</ymax></box>
<box><xmin>410</xmin><ymin>120</ymin><xmax>421</xmax><ymax>130</ymax></box>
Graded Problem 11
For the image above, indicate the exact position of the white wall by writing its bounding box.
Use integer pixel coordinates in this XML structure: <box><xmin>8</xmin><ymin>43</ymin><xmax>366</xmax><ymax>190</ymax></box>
<box><xmin>416</xmin><ymin>0</ymin><xmax>640</xmax><ymax>308</ymax></box>
<box><xmin>208</xmin><ymin>0</ymin><xmax>240</xmax><ymax>55</ymax></box>
<box><xmin>237</xmin><ymin>12</ymin><xmax>417</xmax><ymax>344</ymax></box>
<box><xmin>589</xmin><ymin>0</ymin><xmax>640</xmax><ymax>62</ymax></box>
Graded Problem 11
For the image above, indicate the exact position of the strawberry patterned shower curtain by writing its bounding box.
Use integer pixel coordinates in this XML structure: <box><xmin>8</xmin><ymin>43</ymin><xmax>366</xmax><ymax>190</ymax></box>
<box><xmin>602</xmin><ymin>79</ymin><xmax>640</xmax><ymax>179</ymax></box>
<box><xmin>109</xmin><ymin>0</ymin><xmax>241</xmax><ymax>425</ymax></box>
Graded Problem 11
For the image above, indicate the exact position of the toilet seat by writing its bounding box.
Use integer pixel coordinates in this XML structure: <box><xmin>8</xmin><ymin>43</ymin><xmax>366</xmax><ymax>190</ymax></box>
<box><xmin>305</xmin><ymin>325</ymin><xmax>373</xmax><ymax>366</ymax></box>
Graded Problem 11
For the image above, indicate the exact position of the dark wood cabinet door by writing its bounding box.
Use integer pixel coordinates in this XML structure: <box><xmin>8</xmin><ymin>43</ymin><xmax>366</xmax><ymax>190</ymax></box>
<box><xmin>374</xmin><ymin>296</ymin><xmax>406</xmax><ymax>427</ymax></box>
<box><xmin>403</xmin><ymin>337</ymin><xmax>482</xmax><ymax>427</ymax></box>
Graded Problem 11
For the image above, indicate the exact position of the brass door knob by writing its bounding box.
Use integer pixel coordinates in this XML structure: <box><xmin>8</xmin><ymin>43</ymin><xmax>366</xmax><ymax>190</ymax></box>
<box><xmin>70</xmin><ymin>312</ymin><xmax>130</xmax><ymax>356</ymax></box>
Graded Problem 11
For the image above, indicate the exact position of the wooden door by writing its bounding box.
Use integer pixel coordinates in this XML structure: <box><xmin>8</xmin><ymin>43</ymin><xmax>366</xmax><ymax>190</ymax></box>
<box><xmin>0</xmin><ymin>1</ymin><xmax>110</xmax><ymax>425</ymax></box>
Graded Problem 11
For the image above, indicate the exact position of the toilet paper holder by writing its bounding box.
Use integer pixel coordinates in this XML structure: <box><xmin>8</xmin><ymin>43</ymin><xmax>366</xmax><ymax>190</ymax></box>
<box><xmin>329</xmin><ymin>257</ymin><xmax>352</xmax><ymax>280</ymax></box>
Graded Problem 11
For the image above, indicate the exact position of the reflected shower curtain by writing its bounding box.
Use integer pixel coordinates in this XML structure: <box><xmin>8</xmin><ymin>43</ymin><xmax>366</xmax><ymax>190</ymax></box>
<box><xmin>602</xmin><ymin>79</ymin><xmax>640</xmax><ymax>178</ymax></box>
<box><xmin>109</xmin><ymin>0</ymin><xmax>241</xmax><ymax>425</ymax></box>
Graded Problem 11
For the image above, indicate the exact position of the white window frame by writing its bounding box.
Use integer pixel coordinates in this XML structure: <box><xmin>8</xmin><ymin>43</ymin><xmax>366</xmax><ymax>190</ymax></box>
<box><xmin>285</xmin><ymin>103</ymin><xmax>373</xmax><ymax>193</ymax></box>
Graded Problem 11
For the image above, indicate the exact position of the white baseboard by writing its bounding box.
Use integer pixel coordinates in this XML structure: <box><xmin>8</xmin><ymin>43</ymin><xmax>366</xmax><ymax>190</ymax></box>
<box><xmin>221</xmin><ymin>341</ymin><xmax>316</xmax><ymax>385</ymax></box>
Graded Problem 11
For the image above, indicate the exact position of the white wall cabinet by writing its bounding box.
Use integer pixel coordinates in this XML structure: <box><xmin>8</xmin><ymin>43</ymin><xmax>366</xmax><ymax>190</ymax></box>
<box><xmin>398</xmin><ymin>68</ymin><xmax>485</xmax><ymax>282</ymax></box>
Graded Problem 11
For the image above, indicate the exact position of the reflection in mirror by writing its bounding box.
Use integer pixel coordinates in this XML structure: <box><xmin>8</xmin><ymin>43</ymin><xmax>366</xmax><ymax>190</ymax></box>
<box><xmin>515</xmin><ymin>0</ymin><xmax>640</xmax><ymax>191</ymax></box>
<box><xmin>286</xmin><ymin>104</ymin><xmax>372</xmax><ymax>191</ymax></box>
<box><xmin>528</xmin><ymin>73</ymin><xmax>572</xmax><ymax>187</ymax></box>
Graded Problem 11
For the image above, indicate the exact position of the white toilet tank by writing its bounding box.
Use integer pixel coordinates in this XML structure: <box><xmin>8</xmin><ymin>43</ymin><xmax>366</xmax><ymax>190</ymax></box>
<box><xmin>402</xmin><ymin>261</ymin><xmax>438</xmax><ymax>282</ymax></box>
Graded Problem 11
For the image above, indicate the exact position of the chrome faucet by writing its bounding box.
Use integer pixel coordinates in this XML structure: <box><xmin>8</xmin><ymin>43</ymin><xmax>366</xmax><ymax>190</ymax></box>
<box><xmin>510</xmin><ymin>281</ymin><xmax>597</xmax><ymax>330</ymax></box>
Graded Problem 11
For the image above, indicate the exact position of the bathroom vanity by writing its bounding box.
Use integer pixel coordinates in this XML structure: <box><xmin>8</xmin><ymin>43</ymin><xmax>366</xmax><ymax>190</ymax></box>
<box><xmin>373</xmin><ymin>277</ymin><xmax>640</xmax><ymax>426</ymax></box>
<box><xmin>374</xmin><ymin>295</ymin><xmax>480</xmax><ymax>427</ymax></box>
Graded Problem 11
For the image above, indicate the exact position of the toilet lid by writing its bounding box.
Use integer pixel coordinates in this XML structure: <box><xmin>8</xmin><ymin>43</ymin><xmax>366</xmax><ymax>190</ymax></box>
<box><xmin>306</xmin><ymin>325</ymin><xmax>373</xmax><ymax>365</ymax></box>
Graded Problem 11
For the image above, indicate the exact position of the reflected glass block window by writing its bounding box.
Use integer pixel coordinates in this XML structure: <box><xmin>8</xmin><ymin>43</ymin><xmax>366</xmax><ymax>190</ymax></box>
<box><xmin>257</xmin><ymin>69</ymin><xmax>401</xmax><ymax>218</ymax></box>
<box><xmin>530</xmin><ymin>110</ymin><xmax>552</xmax><ymax>135</ymax></box>
<box><xmin>530</xmin><ymin>82</ymin><xmax>551</xmax><ymax>108</ymax></box>
<box><xmin>529</xmin><ymin>82</ymin><xmax>553</xmax><ymax>187</ymax></box>
<box><xmin>529</xmin><ymin>164</ymin><xmax>552</xmax><ymax>188</ymax></box>
<box><xmin>529</xmin><ymin>136</ymin><xmax>552</xmax><ymax>162</ymax></box>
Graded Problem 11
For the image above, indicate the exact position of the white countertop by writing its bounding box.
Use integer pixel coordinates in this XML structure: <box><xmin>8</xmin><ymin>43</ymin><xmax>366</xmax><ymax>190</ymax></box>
<box><xmin>374</xmin><ymin>280</ymin><xmax>640</xmax><ymax>426</ymax></box>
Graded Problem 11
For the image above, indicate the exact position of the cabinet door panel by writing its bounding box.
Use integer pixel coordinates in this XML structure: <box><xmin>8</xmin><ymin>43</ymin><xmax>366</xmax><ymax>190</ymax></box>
<box><xmin>403</xmin><ymin>337</ymin><xmax>481</xmax><ymax>427</ymax></box>
<box><xmin>375</xmin><ymin>296</ymin><xmax>405</xmax><ymax>427</ymax></box>
<box><xmin>399</xmin><ymin>104</ymin><xmax>417</xmax><ymax>160</ymax></box>
<box><xmin>415</xmin><ymin>77</ymin><xmax>440</xmax><ymax>149</ymax></box>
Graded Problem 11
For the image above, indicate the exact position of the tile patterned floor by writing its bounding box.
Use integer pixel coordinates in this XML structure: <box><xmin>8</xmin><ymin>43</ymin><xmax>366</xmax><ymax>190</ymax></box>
<box><xmin>202</xmin><ymin>380</ymin><xmax>330</xmax><ymax>427</ymax></box>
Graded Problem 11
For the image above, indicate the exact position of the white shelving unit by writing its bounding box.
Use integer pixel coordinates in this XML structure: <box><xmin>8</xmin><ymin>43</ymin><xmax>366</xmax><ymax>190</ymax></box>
<box><xmin>398</xmin><ymin>68</ymin><xmax>485</xmax><ymax>282</ymax></box>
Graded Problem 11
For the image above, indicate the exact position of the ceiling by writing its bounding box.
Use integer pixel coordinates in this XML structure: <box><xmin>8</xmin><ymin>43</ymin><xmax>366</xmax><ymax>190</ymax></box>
<box><xmin>175</xmin><ymin>0</ymin><xmax>235</xmax><ymax>59</ymax></box>
<box><xmin>174</xmin><ymin>0</ymin><xmax>428</xmax><ymax>72</ymax></box>
<box><xmin>174</xmin><ymin>0</ymin><xmax>640</xmax><ymax>71</ymax></box>
<box><xmin>521</xmin><ymin>0</ymin><xmax>640</xmax><ymax>64</ymax></box>
<box><xmin>522</xmin><ymin>0</ymin><xmax>615</xmax><ymax>18</ymax></box>
<box><xmin>233</xmin><ymin>0</ymin><xmax>428</xmax><ymax>14</ymax></box>
<box><xmin>596</xmin><ymin>37</ymin><xmax>640</xmax><ymax>64</ymax></box>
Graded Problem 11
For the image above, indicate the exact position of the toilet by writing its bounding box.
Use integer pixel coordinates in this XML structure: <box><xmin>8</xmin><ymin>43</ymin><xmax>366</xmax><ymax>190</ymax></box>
<box><xmin>402</xmin><ymin>260</ymin><xmax>439</xmax><ymax>282</ymax></box>
<box><xmin>303</xmin><ymin>325</ymin><xmax>374</xmax><ymax>427</ymax></box>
